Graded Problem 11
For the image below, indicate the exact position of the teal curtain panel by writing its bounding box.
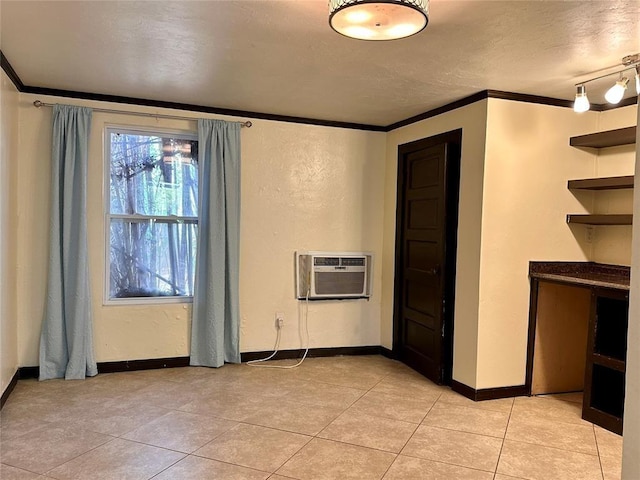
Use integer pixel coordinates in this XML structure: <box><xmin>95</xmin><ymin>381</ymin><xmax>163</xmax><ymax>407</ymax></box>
<box><xmin>39</xmin><ymin>104</ymin><xmax>97</xmax><ymax>380</ymax></box>
<box><xmin>190</xmin><ymin>119</ymin><xmax>241</xmax><ymax>367</ymax></box>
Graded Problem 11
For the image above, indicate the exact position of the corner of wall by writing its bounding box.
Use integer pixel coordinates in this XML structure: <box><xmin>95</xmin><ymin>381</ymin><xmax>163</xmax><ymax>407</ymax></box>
<box><xmin>1</xmin><ymin>70</ymin><xmax>20</xmax><ymax>395</ymax></box>
<box><xmin>477</xmin><ymin>99</ymin><xmax>600</xmax><ymax>389</ymax></box>
<box><xmin>380</xmin><ymin>99</ymin><xmax>490</xmax><ymax>388</ymax></box>
<box><xmin>621</xmin><ymin>96</ymin><xmax>640</xmax><ymax>480</ymax></box>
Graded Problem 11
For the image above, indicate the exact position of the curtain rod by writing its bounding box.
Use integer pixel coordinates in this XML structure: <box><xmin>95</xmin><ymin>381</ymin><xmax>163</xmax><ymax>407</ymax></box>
<box><xmin>32</xmin><ymin>100</ymin><xmax>252</xmax><ymax>128</ymax></box>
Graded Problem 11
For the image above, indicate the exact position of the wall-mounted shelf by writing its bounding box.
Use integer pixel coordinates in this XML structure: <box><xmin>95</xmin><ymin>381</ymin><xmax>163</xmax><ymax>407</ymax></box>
<box><xmin>566</xmin><ymin>214</ymin><xmax>633</xmax><ymax>226</ymax></box>
<box><xmin>570</xmin><ymin>126</ymin><xmax>636</xmax><ymax>148</ymax></box>
<box><xmin>568</xmin><ymin>175</ymin><xmax>634</xmax><ymax>191</ymax></box>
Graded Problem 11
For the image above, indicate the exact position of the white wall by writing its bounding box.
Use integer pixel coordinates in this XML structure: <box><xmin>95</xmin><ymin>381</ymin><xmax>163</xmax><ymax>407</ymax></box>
<box><xmin>16</xmin><ymin>93</ymin><xmax>387</xmax><ymax>366</ymax></box>
<box><xmin>1</xmin><ymin>70</ymin><xmax>20</xmax><ymax>394</ymax></box>
<box><xmin>382</xmin><ymin>100</ymin><xmax>489</xmax><ymax>388</ymax></box>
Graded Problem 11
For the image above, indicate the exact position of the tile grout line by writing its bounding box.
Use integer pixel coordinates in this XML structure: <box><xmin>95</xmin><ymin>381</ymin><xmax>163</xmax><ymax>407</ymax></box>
<box><xmin>189</xmin><ymin>363</ymin><xmax>406</xmax><ymax>477</ymax></box>
<box><xmin>166</xmin><ymin>453</ymin><xmax>274</xmax><ymax>477</ymax></box>
<box><xmin>593</xmin><ymin>424</ymin><xmax>606</xmax><ymax>480</ymax></box>
<box><xmin>41</xmin><ymin>434</ymin><xmax>118</xmax><ymax>477</ymax></box>
<box><xmin>377</xmin><ymin>389</ymin><xmax>444</xmax><ymax>479</ymax></box>
<box><xmin>7</xmin><ymin>358</ymin><xmax>612</xmax><ymax>480</ymax></box>
<box><xmin>282</xmin><ymin>364</ymin><xmax>408</xmax><ymax>480</ymax></box>
<box><xmin>316</xmin><ymin>366</ymin><xmax>398</xmax><ymax>480</ymax></box>
<box><xmin>0</xmin><ymin>461</ymin><xmax>46</xmax><ymax>477</ymax></box>
<box><xmin>397</xmin><ymin>451</ymin><xmax>502</xmax><ymax>475</ymax></box>
<box><xmin>413</xmin><ymin>422</ymin><xmax>506</xmax><ymax>439</ymax></box>
<box><xmin>146</xmin><ymin>453</ymin><xmax>189</xmax><ymax>480</ymax></box>
<box><xmin>185</xmin><ymin>426</ymin><xmax>312</xmax><ymax>476</ymax></box>
<box><xmin>413</xmin><ymin>422</ymin><xmax>508</xmax><ymax>440</ymax></box>
<box><xmin>496</xmin><ymin>437</ymin><xmax>601</xmax><ymax>457</ymax></box>
<box><xmin>493</xmin><ymin>396</ymin><xmax>515</xmax><ymax>476</ymax></box>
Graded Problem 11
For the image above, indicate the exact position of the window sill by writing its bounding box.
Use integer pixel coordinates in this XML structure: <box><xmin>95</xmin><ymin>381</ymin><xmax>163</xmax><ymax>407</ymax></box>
<box><xmin>103</xmin><ymin>296</ymin><xmax>193</xmax><ymax>306</ymax></box>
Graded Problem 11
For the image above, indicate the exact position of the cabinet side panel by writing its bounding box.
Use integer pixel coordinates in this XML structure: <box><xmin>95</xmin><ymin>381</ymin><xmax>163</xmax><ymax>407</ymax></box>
<box><xmin>532</xmin><ymin>282</ymin><xmax>591</xmax><ymax>395</ymax></box>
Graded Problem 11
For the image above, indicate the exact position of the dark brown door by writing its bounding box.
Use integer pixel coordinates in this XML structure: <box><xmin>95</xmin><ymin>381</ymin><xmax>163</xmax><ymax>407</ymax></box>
<box><xmin>393</xmin><ymin>130</ymin><xmax>461</xmax><ymax>384</ymax></box>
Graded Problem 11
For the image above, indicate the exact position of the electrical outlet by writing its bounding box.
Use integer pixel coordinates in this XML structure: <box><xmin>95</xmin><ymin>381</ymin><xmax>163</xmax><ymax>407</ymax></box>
<box><xmin>275</xmin><ymin>312</ymin><xmax>285</xmax><ymax>329</ymax></box>
<box><xmin>585</xmin><ymin>226</ymin><xmax>595</xmax><ymax>244</ymax></box>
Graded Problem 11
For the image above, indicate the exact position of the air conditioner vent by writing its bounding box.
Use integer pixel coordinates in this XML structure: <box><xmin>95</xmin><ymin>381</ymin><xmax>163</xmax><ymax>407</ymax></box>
<box><xmin>296</xmin><ymin>251</ymin><xmax>372</xmax><ymax>300</ymax></box>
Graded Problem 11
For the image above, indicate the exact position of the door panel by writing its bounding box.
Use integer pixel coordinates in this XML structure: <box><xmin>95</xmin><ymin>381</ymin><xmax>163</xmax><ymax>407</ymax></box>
<box><xmin>408</xmin><ymin>198</ymin><xmax>439</xmax><ymax>229</ymax></box>
<box><xmin>393</xmin><ymin>130</ymin><xmax>461</xmax><ymax>384</ymax></box>
<box><xmin>405</xmin><ymin>320</ymin><xmax>435</xmax><ymax>355</ymax></box>
<box><xmin>409</xmin><ymin>155</ymin><xmax>440</xmax><ymax>188</ymax></box>
<box><xmin>407</xmin><ymin>241</ymin><xmax>438</xmax><ymax>271</ymax></box>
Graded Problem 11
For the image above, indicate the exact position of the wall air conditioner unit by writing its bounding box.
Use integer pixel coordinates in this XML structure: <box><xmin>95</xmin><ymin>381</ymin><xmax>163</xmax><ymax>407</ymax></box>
<box><xmin>296</xmin><ymin>251</ymin><xmax>373</xmax><ymax>300</ymax></box>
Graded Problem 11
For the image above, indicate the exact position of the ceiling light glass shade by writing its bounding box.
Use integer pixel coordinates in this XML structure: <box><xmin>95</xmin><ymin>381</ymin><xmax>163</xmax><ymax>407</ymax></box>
<box><xmin>604</xmin><ymin>77</ymin><xmax>629</xmax><ymax>104</ymax></box>
<box><xmin>573</xmin><ymin>85</ymin><xmax>590</xmax><ymax>113</ymax></box>
<box><xmin>329</xmin><ymin>0</ymin><xmax>429</xmax><ymax>41</ymax></box>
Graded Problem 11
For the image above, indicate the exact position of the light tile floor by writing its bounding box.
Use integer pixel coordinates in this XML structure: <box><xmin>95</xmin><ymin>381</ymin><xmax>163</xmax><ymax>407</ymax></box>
<box><xmin>0</xmin><ymin>355</ymin><xmax>623</xmax><ymax>480</ymax></box>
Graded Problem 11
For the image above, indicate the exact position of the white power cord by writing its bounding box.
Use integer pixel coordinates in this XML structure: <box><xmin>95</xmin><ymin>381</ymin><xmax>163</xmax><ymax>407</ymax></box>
<box><xmin>247</xmin><ymin>290</ymin><xmax>310</xmax><ymax>369</ymax></box>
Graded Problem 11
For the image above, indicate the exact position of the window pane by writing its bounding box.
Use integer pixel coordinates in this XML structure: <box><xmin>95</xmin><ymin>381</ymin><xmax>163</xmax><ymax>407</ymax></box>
<box><xmin>109</xmin><ymin>219</ymin><xmax>198</xmax><ymax>299</ymax></box>
<box><xmin>109</xmin><ymin>133</ymin><xmax>198</xmax><ymax>217</ymax></box>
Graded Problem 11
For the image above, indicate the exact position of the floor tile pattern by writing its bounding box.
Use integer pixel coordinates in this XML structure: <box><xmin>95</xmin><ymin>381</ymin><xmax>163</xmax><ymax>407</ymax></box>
<box><xmin>0</xmin><ymin>356</ymin><xmax>623</xmax><ymax>479</ymax></box>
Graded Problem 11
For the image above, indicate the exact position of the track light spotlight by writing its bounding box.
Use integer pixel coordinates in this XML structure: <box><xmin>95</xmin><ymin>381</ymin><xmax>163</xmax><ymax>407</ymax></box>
<box><xmin>604</xmin><ymin>76</ymin><xmax>629</xmax><ymax>104</ymax></box>
<box><xmin>573</xmin><ymin>85</ymin><xmax>590</xmax><ymax>113</ymax></box>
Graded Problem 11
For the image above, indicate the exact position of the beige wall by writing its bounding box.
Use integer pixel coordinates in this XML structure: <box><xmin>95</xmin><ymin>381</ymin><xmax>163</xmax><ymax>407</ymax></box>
<box><xmin>381</xmin><ymin>100</ymin><xmax>489</xmax><ymax>388</ymax></box>
<box><xmin>16</xmin><ymin>93</ymin><xmax>387</xmax><ymax>366</ymax></box>
<box><xmin>380</xmin><ymin>99</ymin><xmax>633</xmax><ymax>390</ymax></box>
<box><xmin>11</xmin><ymin>87</ymin><xmax>637</xmax><ymax>398</ymax></box>
<box><xmin>478</xmin><ymin>99</ymin><xmax>601</xmax><ymax>388</ymax></box>
<box><xmin>622</xmin><ymin>98</ymin><xmax>640</xmax><ymax>480</ymax></box>
<box><xmin>1</xmin><ymin>70</ymin><xmax>20</xmax><ymax>394</ymax></box>
<box><xmin>591</xmin><ymin>105</ymin><xmax>637</xmax><ymax>266</ymax></box>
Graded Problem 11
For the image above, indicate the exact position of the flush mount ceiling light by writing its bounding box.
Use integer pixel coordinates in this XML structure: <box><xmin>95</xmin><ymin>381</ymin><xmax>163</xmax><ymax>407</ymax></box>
<box><xmin>573</xmin><ymin>53</ymin><xmax>640</xmax><ymax>113</ymax></box>
<box><xmin>329</xmin><ymin>0</ymin><xmax>429</xmax><ymax>41</ymax></box>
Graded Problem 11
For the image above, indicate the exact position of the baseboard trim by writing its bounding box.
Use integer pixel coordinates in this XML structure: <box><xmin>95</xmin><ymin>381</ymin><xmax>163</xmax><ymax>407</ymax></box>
<box><xmin>379</xmin><ymin>347</ymin><xmax>394</xmax><ymax>359</ymax></box>
<box><xmin>19</xmin><ymin>356</ymin><xmax>191</xmax><ymax>379</ymax></box>
<box><xmin>240</xmin><ymin>345</ymin><xmax>384</xmax><ymax>362</ymax></box>
<box><xmin>98</xmin><ymin>356</ymin><xmax>190</xmax><ymax>373</ymax></box>
<box><xmin>1</xmin><ymin>369</ymin><xmax>20</xmax><ymax>409</ymax></box>
<box><xmin>475</xmin><ymin>384</ymin><xmax>529</xmax><ymax>401</ymax></box>
<box><xmin>18</xmin><ymin>366</ymin><xmax>39</xmax><ymax>379</ymax></box>
<box><xmin>450</xmin><ymin>379</ymin><xmax>477</xmax><ymax>400</ymax></box>
<box><xmin>17</xmin><ymin>347</ymin><xmax>389</xmax><ymax>379</ymax></box>
<box><xmin>451</xmin><ymin>379</ymin><xmax>529</xmax><ymax>401</ymax></box>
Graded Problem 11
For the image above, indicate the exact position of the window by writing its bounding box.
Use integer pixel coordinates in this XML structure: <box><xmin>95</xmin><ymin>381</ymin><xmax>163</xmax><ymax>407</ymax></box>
<box><xmin>106</xmin><ymin>127</ymin><xmax>198</xmax><ymax>302</ymax></box>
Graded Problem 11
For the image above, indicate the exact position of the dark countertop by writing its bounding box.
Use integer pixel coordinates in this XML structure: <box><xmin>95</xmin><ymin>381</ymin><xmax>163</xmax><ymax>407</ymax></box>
<box><xmin>529</xmin><ymin>261</ymin><xmax>630</xmax><ymax>291</ymax></box>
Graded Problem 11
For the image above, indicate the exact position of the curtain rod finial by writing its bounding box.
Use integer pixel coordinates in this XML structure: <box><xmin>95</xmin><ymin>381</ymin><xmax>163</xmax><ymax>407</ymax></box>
<box><xmin>34</xmin><ymin>100</ymin><xmax>44</xmax><ymax>108</ymax></box>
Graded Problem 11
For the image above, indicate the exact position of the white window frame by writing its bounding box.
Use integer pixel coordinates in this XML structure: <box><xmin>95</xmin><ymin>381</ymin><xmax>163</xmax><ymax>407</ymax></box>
<box><xmin>104</xmin><ymin>125</ymin><xmax>199</xmax><ymax>305</ymax></box>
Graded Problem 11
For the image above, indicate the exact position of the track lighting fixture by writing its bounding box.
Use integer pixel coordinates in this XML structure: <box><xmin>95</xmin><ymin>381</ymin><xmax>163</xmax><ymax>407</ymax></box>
<box><xmin>573</xmin><ymin>85</ymin><xmax>590</xmax><ymax>113</ymax></box>
<box><xmin>573</xmin><ymin>53</ymin><xmax>640</xmax><ymax>113</ymax></box>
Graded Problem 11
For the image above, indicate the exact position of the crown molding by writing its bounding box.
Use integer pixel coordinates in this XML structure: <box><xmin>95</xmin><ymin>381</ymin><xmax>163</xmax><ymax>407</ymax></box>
<box><xmin>0</xmin><ymin>51</ymin><xmax>24</xmax><ymax>91</ymax></box>
<box><xmin>2</xmin><ymin>49</ymin><xmax>637</xmax><ymax>132</ymax></box>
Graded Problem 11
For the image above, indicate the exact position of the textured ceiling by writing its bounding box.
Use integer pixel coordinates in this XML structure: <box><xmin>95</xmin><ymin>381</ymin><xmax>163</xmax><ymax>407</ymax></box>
<box><xmin>1</xmin><ymin>0</ymin><xmax>639</xmax><ymax>126</ymax></box>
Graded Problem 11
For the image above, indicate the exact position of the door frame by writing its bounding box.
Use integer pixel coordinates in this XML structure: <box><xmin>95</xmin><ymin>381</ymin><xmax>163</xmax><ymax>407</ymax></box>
<box><xmin>392</xmin><ymin>128</ymin><xmax>462</xmax><ymax>385</ymax></box>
